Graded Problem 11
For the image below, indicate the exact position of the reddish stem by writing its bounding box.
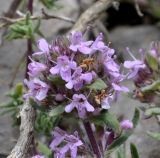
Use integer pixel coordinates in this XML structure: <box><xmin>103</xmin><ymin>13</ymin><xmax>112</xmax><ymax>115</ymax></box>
<box><xmin>83</xmin><ymin>121</ymin><xmax>103</xmax><ymax>158</ymax></box>
<box><xmin>25</xmin><ymin>0</ymin><xmax>34</xmax><ymax>79</ymax></box>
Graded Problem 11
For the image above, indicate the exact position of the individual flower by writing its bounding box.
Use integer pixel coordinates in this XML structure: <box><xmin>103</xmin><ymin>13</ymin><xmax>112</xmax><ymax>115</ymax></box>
<box><xmin>49</xmin><ymin>127</ymin><xmax>66</xmax><ymax>150</ymax></box>
<box><xmin>50</xmin><ymin>127</ymin><xmax>83</xmax><ymax>158</ymax></box>
<box><xmin>24</xmin><ymin>78</ymin><xmax>49</xmax><ymax>101</ymax></box>
<box><xmin>33</xmin><ymin>39</ymin><xmax>50</xmax><ymax>56</ymax></box>
<box><xmin>124</xmin><ymin>47</ymin><xmax>146</xmax><ymax>79</ymax></box>
<box><xmin>50</xmin><ymin>55</ymin><xmax>77</xmax><ymax>82</ymax></box>
<box><xmin>65</xmin><ymin>94</ymin><xmax>94</xmax><ymax>118</ymax></box>
<box><xmin>124</xmin><ymin>60</ymin><xmax>146</xmax><ymax>79</ymax></box>
<box><xmin>120</xmin><ymin>120</ymin><xmax>133</xmax><ymax>130</ymax></box>
<box><xmin>69</xmin><ymin>32</ymin><xmax>93</xmax><ymax>54</ymax></box>
<box><xmin>28</xmin><ymin>58</ymin><xmax>47</xmax><ymax>77</ymax></box>
<box><xmin>32</xmin><ymin>155</ymin><xmax>45</xmax><ymax>158</ymax></box>
<box><xmin>65</xmin><ymin>67</ymin><xmax>93</xmax><ymax>91</ymax></box>
<box><xmin>104</xmin><ymin>58</ymin><xmax>121</xmax><ymax>78</ymax></box>
<box><xmin>90</xmin><ymin>33</ymin><xmax>108</xmax><ymax>53</ymax></box>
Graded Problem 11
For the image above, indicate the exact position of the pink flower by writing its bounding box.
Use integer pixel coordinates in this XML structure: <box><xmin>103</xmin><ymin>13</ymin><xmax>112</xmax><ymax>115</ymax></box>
<box><xmin>28</xmin><ymin>58</ymin><xmax>47</xmax><ymax>77</ymax></box>
<box><xmin>24</xmin><ymin>78</ymin><xmax>49</xmax><ymax>101</ymax></box>
<box><xmin>65</xmin><ymin>94</ymin><xmax>94</xmax><ymax>118</ymax></box>
<box><xmin>50</xmin><ymin>55</ymin><xmax>77</xmax><ymax>82</ymax></box>
<box><xmin>33</xmin><ymin>39</ymin><xmax>50</xmax><ymax>56</ymax></box>
<box><xmin>69</xmin><ymin>32</ymin><xmax>93</xmax><ymax>54</ymax></box>
<box><xmin>124</xmin><ymin>60</ymin><xmax>146</xmax><ymax>79</ymax></box>
<box><xmin>65</xmin><ymin>67</ymin><xmax>93</xmax><ymax>91</ymax></box>
<box><xmin>120</xmin><ymin>120</ymin><xmax>133</xmax><ymax>130</ymax></box>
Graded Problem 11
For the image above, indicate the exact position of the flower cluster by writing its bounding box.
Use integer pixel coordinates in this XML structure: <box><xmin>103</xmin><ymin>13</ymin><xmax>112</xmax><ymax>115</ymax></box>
<box><xmin>24</xmin><ymin>31</ymin><xmax>133</xmax><ymax>157</ymax></box>
<box><xmin>25</xmin><ymin>31</ymin><xmax>128</xmax><ymax>113</ymax></box>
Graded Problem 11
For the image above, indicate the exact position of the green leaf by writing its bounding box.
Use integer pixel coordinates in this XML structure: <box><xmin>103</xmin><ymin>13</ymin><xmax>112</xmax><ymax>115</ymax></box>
<box><xmin>141</xmin><ymin>80</ymin><xmax>160</xmax><ymax>93</ymax></box>
<box><xmin>87</xmin><ymin>79</ymin><xmax>107</xmax><ymax>90</ymax></box>
<box><xmin>145</xmin><ymin>107</ymin><xmax>160</xmax><ymax>117</ymax></box>
<box><xmin>14</xmin><ymin>83</ymin><xmax>23</xmax><ymax>97</ymax></box>
<box><xmin>25</xmin><ymin>11</ymin><xmax>31</xmax><ymax>25</ymax></box>
<box><xmin>132</xmin><ymin>108</ymin><xmax>140</xmax><ymax>128</ymax></box>
<box><xmin>91</xmin><ymin>110</ymin><xmax>120</xmax><ymax>133</ymax></box>
<box><xmin>49</xmin><ymin>105</ymin><xmax>64</xmax><ymax>117</ymax></box>
<box><xmin>130</xmin><ymin>143</ymin><xmax>139</xmax><ymax>158</ymax></box>
<box><xmin>146</xmin><ymin>53</ymin><xmax>158</xmax><ymax>71</ymax></box>
<box><xmin>37</xmin><ymin>141</ymin><xmax>52</xmax><ymax>157</ymax></box>
<box><xmin>147</xmin><ymin>131</ymin><xmax>160</xmax><ymax>140</ymax></box>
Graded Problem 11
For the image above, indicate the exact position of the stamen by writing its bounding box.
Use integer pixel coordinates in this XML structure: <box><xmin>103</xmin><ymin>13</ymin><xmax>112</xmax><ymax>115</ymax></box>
<box><xmin>126</xmin><ymin>47</ymin><xmax>137</xmax><ymax>61</ymax></box>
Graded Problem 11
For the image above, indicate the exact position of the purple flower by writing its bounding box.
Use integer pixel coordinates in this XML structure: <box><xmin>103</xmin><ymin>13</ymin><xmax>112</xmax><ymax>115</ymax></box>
<box><xmin>124</xmin><ymin>47</ymin><xmax>146</xmax><ymax>79</ymax></box>
<box><xmin>24</xmin><ymin>78</ymin><xmax>49</xmax><ymax>101</ymax></box>
<box><xmin>65</xmin><ymin>94</ymin><xmax>94</xmax><ymax>118</ymax></box>
<box><xmin>69</xmin><ymin>32</ymin><xmax>93</xmax><ymax>54</ymax></box>
<box><xmin>50</xmin><ymin>127</ymin><xmax>66</xmax><ymax>150</ymax></box>
<box><xmin>124</xmin><ymin>60</ymin><xmax>146</xmax><ymax>79</ymax></box>
<box><xmin>50</xmin><ymin>127</ymin><xmax>83</xmax><ymax>158</ymax></box>
<box><xmin>32</xmin><ymin>155</ymin><xmax>45</xmax><ymax>158</ymax></box>
<box><xmin>50</xmin><ymin>55</ymin><xmax>77</xmax><ymax>82</ymax></box>
<box><xmin>33</xmin><ymin>39</ymin><xmax>50</xmax><ymax>56</ymax></box>
<box><xmin>104</xmin><ymin>58</ymin><xmax>121</xmax><ymax>78</ymax></box>
<box><xmin>120</xmin><ymin>120</ymin><xmax>133</xmax><ymax>130</ymax></box>
<box><xmin>28</xmin><ymin>58</ymin><xmax>47</xmax><ymax>77</ymax></box>
<box><xmin>65</xmin><ymin>67</ymin><xmax>93</xmax><ymax>91</ymax></box>
<box><xmin>91</xmin><ymin>33</ymin><xmax>108</xmax><ymax>53</ymax></box>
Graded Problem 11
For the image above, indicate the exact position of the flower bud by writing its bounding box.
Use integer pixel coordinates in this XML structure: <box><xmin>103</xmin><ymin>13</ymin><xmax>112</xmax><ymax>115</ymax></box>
<box><xmin>120</xmin><ymin>120</ymin><xmax>133</xmax><ymax>130</ymax></box>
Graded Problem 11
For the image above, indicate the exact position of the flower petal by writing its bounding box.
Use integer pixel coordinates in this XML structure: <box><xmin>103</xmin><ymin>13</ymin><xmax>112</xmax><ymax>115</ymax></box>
<box><xmin>65</xmin><ymin>103</ymin><xmax>75</xmax><ymax>113</ymax></box>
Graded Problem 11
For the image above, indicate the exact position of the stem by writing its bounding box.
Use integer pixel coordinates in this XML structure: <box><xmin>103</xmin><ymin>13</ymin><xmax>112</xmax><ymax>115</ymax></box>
<box><xmin>83</xmin><ymin>121</ymin><xmax>102</xmax><ymax>158</ymax></box>
<box><xmin>27</xmin><ymin>0</ymin><xmax>33</xmax><ymax>14</ymax></box>
<box><xmin>25</xmin><ymin>0</ymin><xmax>33</xmax><ymax>79</ymax></box>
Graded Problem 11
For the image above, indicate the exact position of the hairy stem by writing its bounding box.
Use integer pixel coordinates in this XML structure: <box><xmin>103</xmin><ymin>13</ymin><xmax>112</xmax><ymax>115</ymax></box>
<box><xmin>83</xmin><ymin>121</ymin><xmax>102</xmax><ymax>158</ymax></box>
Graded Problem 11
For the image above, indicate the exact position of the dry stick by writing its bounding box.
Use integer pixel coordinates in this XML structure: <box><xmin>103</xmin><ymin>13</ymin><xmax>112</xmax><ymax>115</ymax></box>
<box><xmin>0</xmin><ymin>11</ymin><xmax>75</xmax><ymax>29</ymax></box>
<box><xmin>7</xmin><ymin>100</ymin><xmax>36</xmax><ymax>158</ymax></box>
<box><xmin>71</xmin><ymin>0</ymin><xmax>116</xmax><ymax>157</ymax></box>
<box><xmin>71</xmin><ymin>0</ymin><xmax>116</xmax><ymax>33</ymax></box>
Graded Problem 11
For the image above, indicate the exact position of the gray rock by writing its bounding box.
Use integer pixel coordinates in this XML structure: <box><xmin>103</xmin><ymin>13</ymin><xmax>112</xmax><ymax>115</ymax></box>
<box><xmin>109</xmin><ymin>25</ymin><xmax>160</xmax><ymax>59</ymax></box>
